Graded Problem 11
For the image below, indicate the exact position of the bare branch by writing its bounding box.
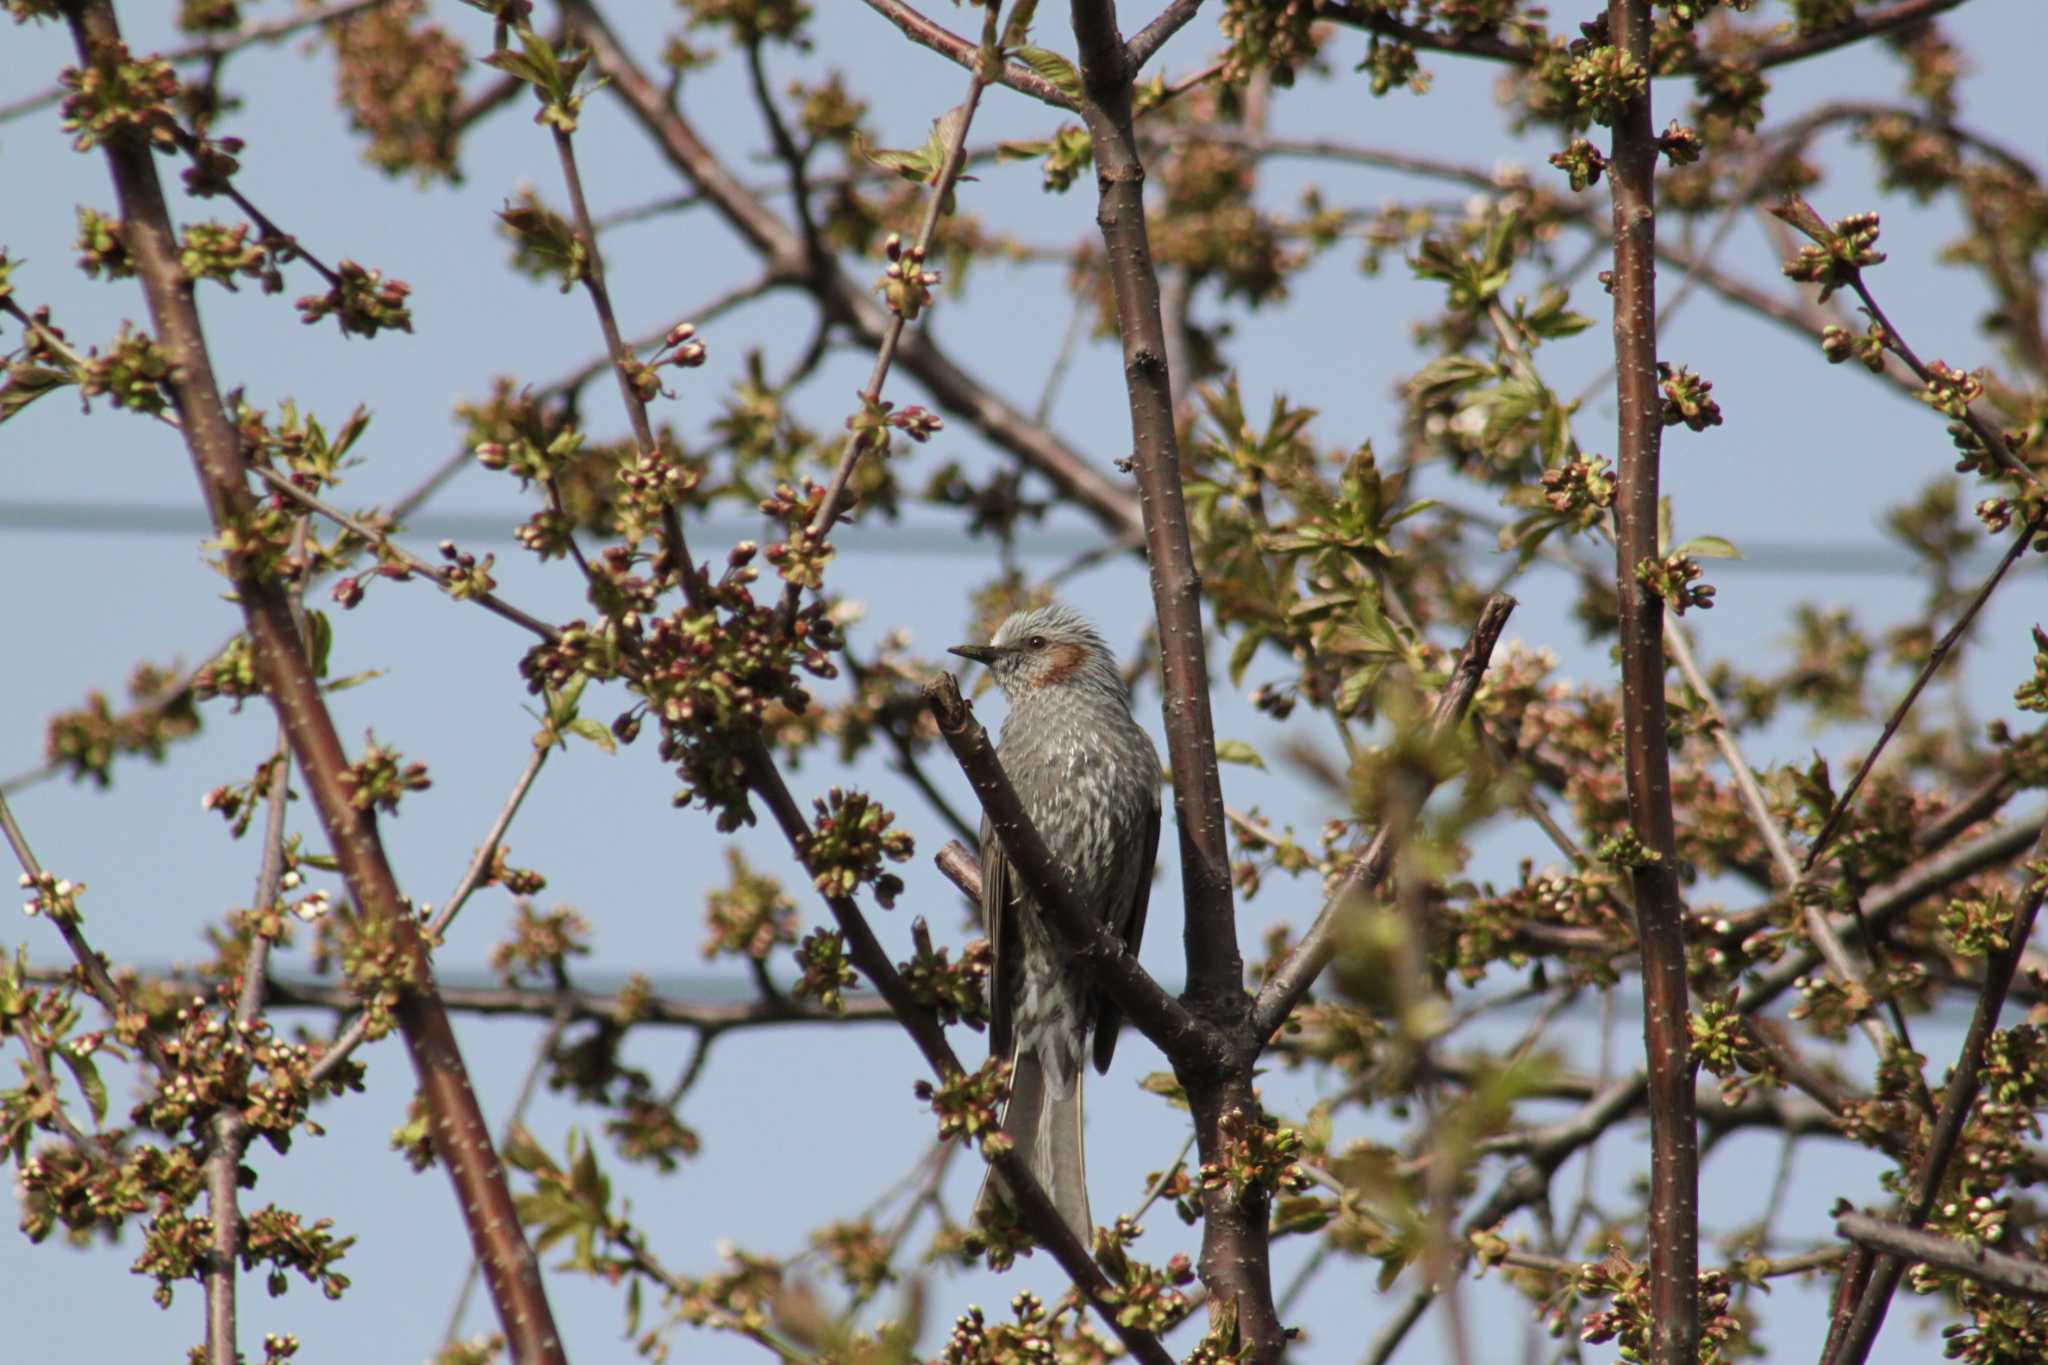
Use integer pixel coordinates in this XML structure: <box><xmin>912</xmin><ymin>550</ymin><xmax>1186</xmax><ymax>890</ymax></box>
<box><xmin>858</xmin><ymin>0</ymin><xmax>1079</xmax><ymax>109</ymax></box>
<box><xmin>1836</xmin><ymin>1211</ymin><xmax>2048</xmax><ymax>1301</ymax></box>
<box><xmin>1126</xmin><ymin>0</ymin><xmax>1207</xmax><ymax>73</ymax></box>
<box><xmin>1604</xmin><ymin>3</ymin><xmax>1698</xmax><ymax>1358</ymax></box>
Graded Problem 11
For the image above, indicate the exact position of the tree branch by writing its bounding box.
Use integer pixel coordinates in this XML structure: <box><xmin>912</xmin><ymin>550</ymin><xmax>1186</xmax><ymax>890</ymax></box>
<box><xmin>1126</xmin><ymin>0</ymin><xmax>1207</xmax><ymax>73</ymax></box>
<box><xmin>858</xmin><ymin>0</ymin><xmax>1079</xmax><ymax>109</ymax></box>
<box><xmin>1825</xmin><ymin>828</ymin><xmax>2048</xmax><ymax>1365</ymax></box>
<box><xmin>565</xmin><ymin>0</ymin><xmax>1142</xmax><ymax>538</ymax></box>
<box><xmin>1803</xmin><ymin>507</ymin><xmax>2048</xmax><ymax>872</ymax></box>
<box><xmin>1249</xmin><ymin>593</ymin><xmax>1517</xmax><ymax>1039</ymax></box>
<box><xmin>1835</xmin><ymin>1211</ymin><xmax>2048</xmax><ymax>1301</ymax></box>
<box><xmin>1069</xmin><ymin>0</ymin><xmax>1240</xmax><ymax>1012</ymax></box>
<box><xmin>1604</xmin><ymin>4</ymin><xmax>1698</xmax><ymax>1360</ymax></box>
<box><xmin>60</xmin><ymin>6</ymin><xmax>564</xmax><ymax>1358</ymax></box>
<box><xmin>1319</xmin><ymin>0</ymin><xmax>1969</xmax><ymax>76</ymax></box>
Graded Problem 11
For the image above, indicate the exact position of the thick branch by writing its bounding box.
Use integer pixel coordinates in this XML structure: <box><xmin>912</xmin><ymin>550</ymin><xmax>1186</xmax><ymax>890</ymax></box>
<box><xmin>1605</xmin><ymin>3</ymin><xmax>1698</xmax><ymax>1361</ymax></box>
<box><xmin>1070</xmin><ymin>0</ymin><xmax>1240</xmax><ymax>1011</ymax></box>
<box><xmin>1068</xmin><ymin>2</ymin><xmax>1270</xmax><ymax>1350</ymax></box>
<box><xmin>1321</xmin><ymin>0</ymin><xmax>1968</xmax><ymax>76</ymax></box>
<box><xmin>1126</xmin><ymin>0</ymin><xmax>1206</xmax><ymax>72</ymax></box>
<box><xmin>1836</xmin><ymin>1211</ymin><xmax>2048</xmax><ymax>1301</ymax></box>
<box><xmin>1250</xmin><ymin>594</ymin><xmax>1517</xmax><ymax>1039</ymax></box>
<box><xmin>923</xmin><ymin>673</ymin><xmax>1221</xmax><ymax>1065</ymax></box>
<box><xmin>60</xmin><ymin>5</ymin><xmax>563</xmax><ymax>1359</ymax></box>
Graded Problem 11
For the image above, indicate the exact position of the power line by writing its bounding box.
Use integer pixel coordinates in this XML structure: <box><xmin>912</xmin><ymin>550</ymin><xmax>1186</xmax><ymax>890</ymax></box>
<box><xmin>0</xmin><ymin>497</ymin><xmax>2000</xmax><ymax>576</ymax></box>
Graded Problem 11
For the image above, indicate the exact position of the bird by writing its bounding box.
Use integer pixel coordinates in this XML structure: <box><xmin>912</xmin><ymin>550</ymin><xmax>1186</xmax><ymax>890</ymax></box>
<box><xmin>948</xmin><ymin>603</ymin><xmax>1161</xmax><ymax>1247</ymax></box>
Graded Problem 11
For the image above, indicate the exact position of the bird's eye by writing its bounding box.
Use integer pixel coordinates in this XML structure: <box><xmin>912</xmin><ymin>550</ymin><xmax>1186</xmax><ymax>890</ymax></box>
<box><xmin>1026</xmin><ymin>635</ymin><xmax>1047</xmax><ymax>650</ymax></box>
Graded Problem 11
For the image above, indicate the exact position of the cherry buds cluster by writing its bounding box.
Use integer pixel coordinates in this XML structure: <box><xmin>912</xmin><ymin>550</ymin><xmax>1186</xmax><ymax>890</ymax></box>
<box><xmin>20</xmin><ymin>871</ymin><xmax>86</xmax><ymax>922</ymax></box>
<box><xmin>876</xmin><ymin>233</ymin><xmax>941</xmax><ymax>320</ymax></box>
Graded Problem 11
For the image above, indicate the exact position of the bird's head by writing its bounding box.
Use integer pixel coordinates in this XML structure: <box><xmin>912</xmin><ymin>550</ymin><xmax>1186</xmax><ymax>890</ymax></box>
<box><xmin>949</xmin><ymin>604</ymin><xmax>1126</xmax><ymax>703</ymax></box>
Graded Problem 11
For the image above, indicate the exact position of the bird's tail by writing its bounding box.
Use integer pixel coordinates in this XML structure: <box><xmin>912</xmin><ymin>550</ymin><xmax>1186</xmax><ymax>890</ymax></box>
<box><xmin>976</xmin><ymin>1044</ymin><xmax>1091</xmax><ymax>1247</ymax></box>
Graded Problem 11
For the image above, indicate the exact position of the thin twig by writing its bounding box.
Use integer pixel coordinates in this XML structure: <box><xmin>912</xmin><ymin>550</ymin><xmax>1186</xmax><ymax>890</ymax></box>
<box><xmin>1664</xmin><ymin>619</ymin><xmax>1900</xmax><ymax>1066</ymax></box>
<box><xmin>778</xmin><ymin>9</ymin><xmax>1000</xmax><ymax>630</ymax></box>
<box><xmin>1251</xmin><ymin>595</ymin><xmax>1517</xmax><ymax>1038</ymax></box>
<box><xmin>310</xmin><ymin>743</ymin><xmax>553</xmax><ymax>1089</ymax></box>
<box><xmin>1825</xmin><ymin>829</ymin><xmax>2048</xmax><ymax>1365</ymax></box>
<box><xmin>1804</xmin><ymin>509</ymin><xmax>2047</xmax><ymax>872</ymax></box>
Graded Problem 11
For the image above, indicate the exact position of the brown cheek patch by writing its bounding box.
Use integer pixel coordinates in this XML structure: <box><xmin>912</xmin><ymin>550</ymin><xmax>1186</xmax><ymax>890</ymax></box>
<box><xmin>1035</xmin><ymin>643</ymin><xmax>1086</xmax><ymax>687</ymax></box>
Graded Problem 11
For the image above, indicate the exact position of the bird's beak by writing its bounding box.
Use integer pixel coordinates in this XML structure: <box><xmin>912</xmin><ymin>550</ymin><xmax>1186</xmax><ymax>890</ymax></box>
<box><xmin>948</xmin><ymin>643</ymin><xmax>1001</xmax><ymax>666</ymax></box>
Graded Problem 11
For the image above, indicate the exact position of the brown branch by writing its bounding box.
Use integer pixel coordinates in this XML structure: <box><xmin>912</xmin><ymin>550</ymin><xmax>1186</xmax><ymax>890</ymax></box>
<box><xmin>1604</xmin><ymin>4</ymin><xmax>1698</xmax><ymax>1360</ymax></box>
<box><xmin>1070</xmin><ymin>0</ymin><xmax>1239</xmax><ymax>1013</ymax></box>
<box><xmin>1737</xmin><ymin>0</ymin><xmax>1969</xmax><ymax>74</ymax></box>
<box><xmin>1250</xmin><ymin>593</ymin><xmax>1516</xmax><ymax>1039</ymax></box>
<box><xmin>858</xmin><ymin>0</ymin><xmax>1079</xmax><ymax>109</ymax></box>
<box><xmin>1066</xmin><ymin>3</ymin><xmax>1271</xmax><ymax>1350</ymax></box>
<box><xmin>251</xmin><ymin>466</ymin><xmax>561</xmax><ymax>643</ymax></box>
<box><xmin>1126</xmin><ymin>0</ymin><xmax>1207</xmax><ymax>72</ymax></box>
<box><xmin>511</xmin><ymin>61</ymin><xmax>1168</xmax><ymax>1347</ymax></box>
<box><xmin>1825</xmin><ymin>828</ymin><xmax>2048</xmax><ymax>1365</ymax></box>
<box><xmin>922</xmin><ymin>673</ymin><xmax>1219</xmax><ymax>1062</ymax></box>
<box><xmin>730</xmin><ymin>750</ymin><xmax>1176</xmax><ymax>1365</ymax></box>
<box><xmin>59</xmin><ymin>5</ymin><xmax>564</xmax><ymax>1358</ymax></box>
<box><xmin>1320</xmin><ymin>0</ymin><xmax>1969</xmax><ymax>76</ymax></box>
<box><xmin>1835</xmin><ymin>1211</ymin><xmax>2048</xmax><ymax>1301</ymax></box>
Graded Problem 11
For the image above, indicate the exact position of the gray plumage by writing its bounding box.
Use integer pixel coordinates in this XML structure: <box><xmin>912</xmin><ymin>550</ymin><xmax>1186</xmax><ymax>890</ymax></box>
<box><xmin>948</xmin><ymin>604</ymin><xmax>1161</xmax><ymax>1247</ymax></box>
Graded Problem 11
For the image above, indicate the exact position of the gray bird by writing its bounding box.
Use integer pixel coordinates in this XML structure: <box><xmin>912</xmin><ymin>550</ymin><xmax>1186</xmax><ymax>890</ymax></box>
<box><xmin>949</xmin><ymin>604</ymin><xmax>1161</xmax><ymax>1247</ymax></box>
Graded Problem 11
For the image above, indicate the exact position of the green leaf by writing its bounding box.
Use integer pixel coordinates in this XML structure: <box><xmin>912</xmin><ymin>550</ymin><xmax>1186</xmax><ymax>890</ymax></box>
<box><xmin>322</xmin><ymin>669</ymin><xmax>386</xmax><ymax>695</ymax></box>
<box><xmin>0</xmin><ymin>364</ymin><xmax>74</xmax><ymax>424</ymax></box>
<box><xmin>1139</xmin><ymin>1071</ymin><xmax>1190</xmax><ymax>1109</ymax></box>
<box><xmin>1227</xmin><ymin>627</ymin><xmax>1265</xmax><ymax>687</ymax></box>
<box><xmin>1013</xmin><ymin>45</ymin><xmax>1082</xmax><ymax>99</ymax></box>
<box><xmin>59</xmin><ymin>1048</ymin><xmax>106</xmax><ymax>1125</ymax></box>
<box><xmin>565</xmin><ymin>716</ymin><xmax>616</xmax><ymax>754</ymax></box>
<box><xmin>855</xmin><ymin>135</ymin><xmax>938</xmax><ymax>184</ymax></box>
<box><xmin>1216</xmin><ymin>739</ymin><xmax>1267</xmax><ymax>771</ymax></box>
<box><xmin>1672</xmin><ymin>534</ymin><xmax>1742</xmax><ymax>560</ymax></box>
<box><xmin>304</xmin><ymin>611</ymin><xmax>333</xmax><ymax>679</ymax></box>
<box><xmin>1337</xmin><ymin>663</ymin><xmax>1384</xmax><ymax>716</ymax></box>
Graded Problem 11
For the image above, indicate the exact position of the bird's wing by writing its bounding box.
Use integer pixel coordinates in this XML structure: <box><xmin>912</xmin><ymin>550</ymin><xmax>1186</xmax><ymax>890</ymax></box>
<box><xmin>1092</xmin><ymin>788</ymin><xmax>1160</xmax><ymax>1075</ymax></box>
<box><xmin>980</xmin><ymin>811</ymin><xmax>1015</xmax><ymax>1066</ymax></box>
